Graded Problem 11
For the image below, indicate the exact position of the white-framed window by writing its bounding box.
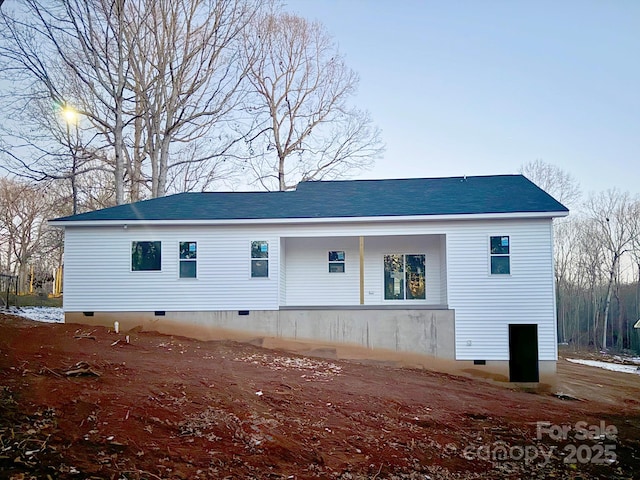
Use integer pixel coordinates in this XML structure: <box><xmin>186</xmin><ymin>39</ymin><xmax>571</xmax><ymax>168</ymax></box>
<box><xmin>179</xmin><ymin>242</ymin><xmax>197</xmax><ymax>278</ymax></box>
<box><xmin>383</xmin><ymin>253</ymin><xmax>426</xmax><ymax>300</ymax></box>
<box><xmin>490</xmin><ymin>235</ymin><xmax>510</xmax><ymax>275</ymax></box>
<box><xmin>328</xmin><ymin>250</ymin><xmax>345</xmax><ymax>273</ymax></box>
<box><xmin>131</xmin><ymin>241</ymin><xmax>161</xmax><ymax>271</ymax></box>
<box><xmin>251</xmin><ymin>241</ymin><xmax>269</xmax><ymax>278</ymax></box>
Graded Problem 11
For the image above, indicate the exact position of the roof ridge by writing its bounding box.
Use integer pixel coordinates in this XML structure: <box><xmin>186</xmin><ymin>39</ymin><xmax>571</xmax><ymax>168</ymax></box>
<box><xmin>296</xmin><ymin>173</ymin><xmax>524</xmax><ymax>185</ymax></box>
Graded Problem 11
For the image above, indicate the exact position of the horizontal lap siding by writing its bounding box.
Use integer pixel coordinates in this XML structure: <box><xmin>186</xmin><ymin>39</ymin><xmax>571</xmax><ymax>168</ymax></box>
<box><xmin>440</xmin><ymin>235</ymin><xmax>448</xmax><ymax>304</ymax></box>
<box><xmin>284</xmin><ymin>237</ymin><xmax>360</xmax><ymax>306</ymax></box>
<box><xmin>279</xmin><ymin>238</ymin><xmax>286</xmax><ymax>305</ymax></box>
<box><xmin>63</xmin><ymin>218</ymin><xmax>558</xmax><ymax>362</ymax></box>
<box><xmin>446</xmin><ymin>219</ymin><xmax>556</xmax><ymax>361</ymax></box>
<box><xmin>63</xmin><ymin>225</ymin><xmax>279</xmax><ymax>311</ymax></box>
<box><xmin>283</xmin><ymin>235</ymin><xmax>445</xmax><ymax>306</ymax></box>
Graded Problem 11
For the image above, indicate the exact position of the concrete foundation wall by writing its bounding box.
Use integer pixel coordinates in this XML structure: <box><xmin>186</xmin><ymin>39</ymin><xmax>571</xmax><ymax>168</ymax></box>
<box><xmin>65</xmin><ymin>309</ymin><xmax>557</xmax><ymax>386</ymax></box>
<box><xmin>456</xmin><ymin>360</ymin><xmax>557</xmax><ymax>390</ymax></box>
<box><xmin>66</xmin><ymin>308</ymin><xmax>456</xmax><ymax>359</ymax></box>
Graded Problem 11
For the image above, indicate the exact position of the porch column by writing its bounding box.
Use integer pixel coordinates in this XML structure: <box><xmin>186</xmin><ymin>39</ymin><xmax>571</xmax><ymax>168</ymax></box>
<box><xmin>359</xmin><ymin>236</ymin><xmax>364</xmax><ymax>305</ymax></box>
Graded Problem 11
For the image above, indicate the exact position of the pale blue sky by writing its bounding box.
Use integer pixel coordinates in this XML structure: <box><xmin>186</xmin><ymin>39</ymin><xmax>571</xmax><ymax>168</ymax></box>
<box><xmin>285</xmin><ymin>0</ymin><xmax>640</xmax><ymax>196</ymax></box>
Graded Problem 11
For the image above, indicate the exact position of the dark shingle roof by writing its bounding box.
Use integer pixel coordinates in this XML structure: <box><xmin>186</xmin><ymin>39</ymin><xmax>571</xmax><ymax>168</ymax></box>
<box><xmin>51</xmin><ymin>175</ymin><xmax>568</xmax><ymax>223</ymax></box>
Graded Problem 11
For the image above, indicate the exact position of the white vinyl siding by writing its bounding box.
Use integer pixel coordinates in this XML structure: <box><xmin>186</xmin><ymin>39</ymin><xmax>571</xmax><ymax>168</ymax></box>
<box><xmin>283</xmin><ymin>235</ymin><xmax>445</xmax><ymax>307</ymax></box>
<box><xmin>63</xmin><ymin>226</ymin><xmax>279</xmax><ymax>311</ymax></box>
<box><xmin>446</xmin><ymin>219</ymin><xmax>556</xmax><ymax>361</ymax></box>
<box><xmin>62</xmin><ymin>217</ymin><xmax>557</xmax><ymax>362</ymax></box>
<box><xmin>283</xmin><ymin>237</ymin><xmax>360</xmax><ymax>306</ymax></box>
<box><xmin>439</xmin><ymin>235</ymin><xmax>448</xmax><ymax>304</ymax></box>
<box><xmin>279</xmin><ymin>237</ymin><xmax>286</xmax><ymax>305</ymax></box>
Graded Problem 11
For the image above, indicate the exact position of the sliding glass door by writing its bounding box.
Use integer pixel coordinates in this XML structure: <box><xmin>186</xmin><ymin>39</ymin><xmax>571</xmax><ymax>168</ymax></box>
<box><xmin>384</xmin><ymin>254</ymin><xmax>425</xmax><ymax>300</ymax></box>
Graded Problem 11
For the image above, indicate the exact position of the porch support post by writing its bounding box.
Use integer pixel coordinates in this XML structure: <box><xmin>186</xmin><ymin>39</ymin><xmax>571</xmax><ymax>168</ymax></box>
<box><xmin>359</xmin><ymin>236</ymin><xmax>364</xmax><ymax>305</ymax></box>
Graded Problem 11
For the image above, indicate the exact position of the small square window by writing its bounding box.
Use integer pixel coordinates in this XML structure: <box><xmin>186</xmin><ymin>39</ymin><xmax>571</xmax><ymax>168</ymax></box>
<box><xmin>328</xmin><ymin>251</ymin><xmax>345</xmax><ymax>273</ymax></box>
<box><xmin>180</xmin><ymin>260</ymin><xmax>197</xmax><ymax>278</ymax></box>
<box><xmin>490</xmin><ymin>236</ymin><xmax>510</xmax><ymax>255</ymax></box>
<box><xmin>329</xmin><ymin>263</ymin><xmax>345</xmax><ymax>273</ymax></box>
<box><xmin>132</xmin><ymin>241</ymin><xmax>161</xmax><ymax>271</ymax></box>
<box><xmin>251</xmin><ymin>260</ymin><xmax>268</xmax><ymax>277</ymax></box>
<box><xmin>491</xmin><ymin>256</ymin><xmax>510</xmax><ymax>274</ymax></box>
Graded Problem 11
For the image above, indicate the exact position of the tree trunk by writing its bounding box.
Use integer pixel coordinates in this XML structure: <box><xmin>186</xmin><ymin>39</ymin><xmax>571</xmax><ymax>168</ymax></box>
<box><xmin>157</xmin><ymin>135</ymin><xmax>171</xmax><ymax>198</ymax></box>
<box><xmin>278</xmin><ymin>153</ymin><xmax>286</xmax><ymax>191</ymax></box>
<box><xmin>113</xmin><ymin>0</ymin><xmax>125</xmax><ymax>205</ymax></box>
<box><xmin>71</xmin><ymin>149</ymin><xmax>78</xmax><ymax>214</ymax></box>
<box><xmin>592</xmin><ymin>288</ymin><xmax>598</xmax><ymax>350</ymax></box>
<box><xmin>602</xmin><ymin>255</ymin><xmax>619</xmax><ymax>350</ymax></box>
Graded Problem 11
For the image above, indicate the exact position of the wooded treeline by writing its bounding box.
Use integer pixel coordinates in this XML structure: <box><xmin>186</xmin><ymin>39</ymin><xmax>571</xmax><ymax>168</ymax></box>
<box><xmin>523</xmin><ymin>161</ymin><xmax>640</xmax><ymax>354</ymax></box>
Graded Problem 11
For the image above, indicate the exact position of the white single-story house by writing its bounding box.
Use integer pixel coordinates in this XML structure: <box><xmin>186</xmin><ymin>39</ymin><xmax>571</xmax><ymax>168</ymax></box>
<box><xmin>50</xmin><ymin>175</ymin><xmax>568</xmax><ymax>383</ymax></box>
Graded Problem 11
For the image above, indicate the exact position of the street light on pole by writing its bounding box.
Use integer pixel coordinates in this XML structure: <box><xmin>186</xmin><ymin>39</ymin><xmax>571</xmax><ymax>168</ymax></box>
<box><xmin>61</xmin><ymin>104</ymin><xmax>79</xmax><ymax>215</ymax></box>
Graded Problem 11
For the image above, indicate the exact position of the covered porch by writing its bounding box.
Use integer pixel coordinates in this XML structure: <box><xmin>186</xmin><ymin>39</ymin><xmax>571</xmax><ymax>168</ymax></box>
<box><xmin>280</xmin><ymin>234</ymin><xmax>448</xmax><ymax>308</ymax></box>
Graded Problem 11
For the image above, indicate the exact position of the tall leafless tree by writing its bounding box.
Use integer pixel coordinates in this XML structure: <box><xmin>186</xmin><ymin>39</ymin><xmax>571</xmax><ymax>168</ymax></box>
<box><xmin>1</xmin><ymin>0</ymin><xmax>265</xmax><ymax>202</ymax></box>
<box><xmin>125</xmin><ymin>0</ymin><xmax>262</xmax><ymax>197</ymax></box>
<box><xmin>585</xmin><ymin>190</ymin><xmax>636</xmax><ymax>350</ymax></box>
<box><xmin>240</xmin><ymin>12</ymin><xmax>384</xmax><ymax>191</ymax></box>
<box><xmin>575</xmin><ymin>217</ymin><xmax>606</xmax><ymax>347</ymax></box>
<box><xmin>0</xmin><ymin>0</ymin><xmax>130</xmax><ymax>204</ymax></box>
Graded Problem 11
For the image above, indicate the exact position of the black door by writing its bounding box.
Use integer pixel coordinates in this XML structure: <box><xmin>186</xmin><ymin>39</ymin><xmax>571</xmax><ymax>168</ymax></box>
<box><xmin>509</xmin><ymin>324</ymin><xmax>539</xmax><ymax>382</ymax></box>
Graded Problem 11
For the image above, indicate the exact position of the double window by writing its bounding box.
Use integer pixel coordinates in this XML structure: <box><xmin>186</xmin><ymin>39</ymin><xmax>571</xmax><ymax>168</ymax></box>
<box><xmin>384</xmin><ymin>254</ymin><xmax>426</xmax><ymax>300</ymax></box>
<box><xmin>251</xmin><ymin>241</ymin><xmax>269</xmax><ymax>277</ymax></box>
<box><xmin>490</xmin><ymin>236</ymin><xmax>510</xmax><ymax>275</ymax></box>
<box><xmin>328</xmin><ymin>251</ymin><xmax>345</xmax><ymax>273</ymax></box>
<box><xmin>131</xmin><ymin>241</ymin><xmax>161</xmax><ymax>271</ymax></box>
<box><xmin>179</xmin><ymin>242</ymin><xmax>197</xmax><ymax>278</ymax></box>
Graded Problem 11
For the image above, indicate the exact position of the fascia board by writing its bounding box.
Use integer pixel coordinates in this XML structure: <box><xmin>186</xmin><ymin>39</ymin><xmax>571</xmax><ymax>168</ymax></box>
<box><xmin>49</xmin><ymin>210</ymin><xmax>569</xmax><ymax>228</ymax></box>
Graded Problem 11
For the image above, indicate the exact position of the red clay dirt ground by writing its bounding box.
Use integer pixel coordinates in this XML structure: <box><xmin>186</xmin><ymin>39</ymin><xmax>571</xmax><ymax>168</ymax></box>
<box><xmin>1</xmin><ymin>313</ymin><xmax>640</xmax><ymax>480</ymax></box>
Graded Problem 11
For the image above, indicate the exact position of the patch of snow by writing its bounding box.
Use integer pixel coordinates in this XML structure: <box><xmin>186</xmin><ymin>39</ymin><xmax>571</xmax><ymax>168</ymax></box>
<box><xmin>612</xmin><ymin>354</ymin><xmax>640</xmax><ymax>365</ymax></box>
<box><xmin>567</xmin><ymin>358</ymin><xmax>640</xmax><ymax>375</ymax></box>
<box><xmin>6</xmin><ymin>306</ymin><xmax>64</xmax><ymax>323</ymax></box>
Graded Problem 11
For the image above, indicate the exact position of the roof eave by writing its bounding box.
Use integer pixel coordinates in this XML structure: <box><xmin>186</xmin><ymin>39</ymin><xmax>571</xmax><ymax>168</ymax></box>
<box><xmin>48</xmin><ymin>210</ymin><xmax>569</xmax><ymax>228</ymax></box>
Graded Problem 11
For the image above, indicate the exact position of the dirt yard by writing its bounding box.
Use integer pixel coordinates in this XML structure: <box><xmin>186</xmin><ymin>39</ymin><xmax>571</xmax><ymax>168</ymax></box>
<box><xmin>1</xmin><ymin>313</ymin><xmax>639</xmax><ymax>479</ymax></box>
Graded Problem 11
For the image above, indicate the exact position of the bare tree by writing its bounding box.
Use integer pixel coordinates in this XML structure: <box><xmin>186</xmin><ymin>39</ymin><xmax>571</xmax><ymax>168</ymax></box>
<box><xmin>520</xmin><ymin>159</ymin><xmax>581</xmax><ymax>208</ymax></box>
<box><xmin>0</xmin><ymin>177</ymin><xmax>60</xmax><ymax>291</ymax></box>
<box><xmin>1</xmin><ymin>0</ymin><xmax>265</xmax><ymax>202</ymax></box>
<box><xmin>629</xmin><ymin>201</ymin><xmax>640</xmax><ymax>333</ymax></box>
<box><xmin>0</xmin><ymin>96</ymin><xmax>102</xmax><ymax>212</ymax></box>
<box><xmin>585</xmin><ymin>190</ymin><xmax>636</xmax><ymax>350</ymax></box>
<box><xmin>574</xmin><ymin>217</ymin><xmax>606</xmax><ymax>347</ymax></box>
<box><xmin>554</xmin><ymin>217</ymin><xmax>580</xmax><ymax>343</ymax></box>
<box><xmin>520</xmin><ymin>160</ymin><xmax>582</xmax><ymax>343</ymax></box>
<box><xmin>0</xmin><ymin>0</ymin><xmax>129</xmax><ymax>203</ymax></box>
<box><xmin>125</xmin><ymin>0</ymin><xmax>263</xmax><ymax>197</ymax></box>
<box><xmin>241</xmin><ymin>12</ymin><xmax>384</xmax><ymax>191</ymax></box>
